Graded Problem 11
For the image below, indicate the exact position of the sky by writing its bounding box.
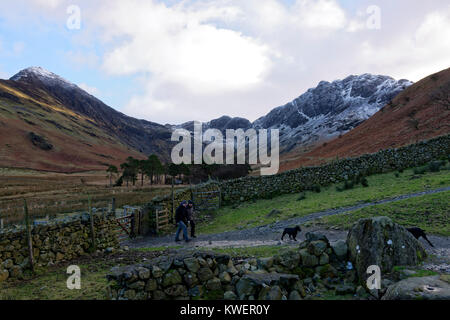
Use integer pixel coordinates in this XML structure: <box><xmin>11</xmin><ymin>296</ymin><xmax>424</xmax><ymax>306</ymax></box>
<box><xmin>0</xmin><ymin>0</ymin><xmax>449</xmax><ymax>124</ymax></box>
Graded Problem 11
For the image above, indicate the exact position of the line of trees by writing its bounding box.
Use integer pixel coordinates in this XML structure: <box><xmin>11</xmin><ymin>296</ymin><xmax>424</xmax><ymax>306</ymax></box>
<box><xmin>106</xmin><ymin>155</ymin><xmax>251</xmax><ymax>188</ymax></box>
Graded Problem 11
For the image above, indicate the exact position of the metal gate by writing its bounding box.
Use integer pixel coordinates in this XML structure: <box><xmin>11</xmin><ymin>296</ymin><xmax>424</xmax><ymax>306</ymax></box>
<box><xmin>115</xmin><ymin>206</ymin><xmax>140</xmax><ymax>241</ymax></box>
<box><xmin>192</xmin><ymin>189</ymin><xmax>221</xmax><ymax>211</ymax></box>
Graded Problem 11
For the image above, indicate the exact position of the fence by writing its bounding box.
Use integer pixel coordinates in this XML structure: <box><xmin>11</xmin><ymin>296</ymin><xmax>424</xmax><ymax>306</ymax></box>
<box><xmin>155</xmin><ymin>208</ymin><xmax>171</xmax><ymax>234</ymax></box>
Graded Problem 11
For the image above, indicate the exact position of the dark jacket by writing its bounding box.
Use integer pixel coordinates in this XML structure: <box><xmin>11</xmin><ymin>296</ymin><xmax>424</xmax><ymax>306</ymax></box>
<box><xmin>186</xmin><ymin>206</ymin><xmax>194</xmax><ymax>221</ymax></box>
<box><xmin>175</xmin><ymin>205</ymin><xmax>188</xmax><ymax>224</ymax></box>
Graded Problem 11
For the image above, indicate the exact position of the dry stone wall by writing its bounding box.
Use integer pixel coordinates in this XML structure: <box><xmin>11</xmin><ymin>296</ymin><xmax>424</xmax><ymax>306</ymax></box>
<box><xmin>150</xmin><ymin>134</ymin><xmax>450</xmax><ymax>210</ymax></box>
<box><xmin>0</xmin><ymin>212</ymin><xmax>119</xmax><ymax>282</ymax></box>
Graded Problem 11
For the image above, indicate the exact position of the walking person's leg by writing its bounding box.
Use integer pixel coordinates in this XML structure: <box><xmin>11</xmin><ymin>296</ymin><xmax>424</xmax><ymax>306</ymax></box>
<box><xmin>180</xmin><ymin>221</ymin><xmax>189</xmax><ymax>241</ymax></box>
<box><xmin>175</xmin><ymin>223</ymin><xmax>182</xmax><ymax>242</ymax></box>
<box><xmin>190</xmin><ymin>220</ymin><xmax>196</xmax><ymax>238</ymax></box>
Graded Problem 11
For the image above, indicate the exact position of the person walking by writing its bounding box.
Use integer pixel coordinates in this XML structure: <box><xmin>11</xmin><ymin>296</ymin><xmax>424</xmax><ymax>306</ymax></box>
<box><xmin>175</xmin><ymin>201</ymin><xmax>190</xmax><ymax>243</ymax></box>
<box><xmin>186</xmin><ymin>200</ymin><xmax>196</xmax><ymax>238</ymax></box>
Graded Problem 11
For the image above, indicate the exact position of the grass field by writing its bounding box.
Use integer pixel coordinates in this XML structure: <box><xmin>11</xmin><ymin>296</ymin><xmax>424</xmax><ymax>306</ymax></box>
<box><xmin>310</xmin><ymin>191</ymin><xmax>450</xmax><ymax>236</ymax></box>
<box><xmin>0</xmin><ymin>169</ymin><xmax>184</xmax><ymax>225</ymax></box>
<box><xmin>197</xmin><ymin>167</ymin><xmax>450</xmax><ymax>235</ymax></box>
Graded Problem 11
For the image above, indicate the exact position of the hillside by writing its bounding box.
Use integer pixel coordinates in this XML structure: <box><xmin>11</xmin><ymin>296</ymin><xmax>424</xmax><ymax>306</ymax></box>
<box><xmin>280</xmin><ymin>67</ymin><xmax>450</xmax><ymax>172</ymax></box>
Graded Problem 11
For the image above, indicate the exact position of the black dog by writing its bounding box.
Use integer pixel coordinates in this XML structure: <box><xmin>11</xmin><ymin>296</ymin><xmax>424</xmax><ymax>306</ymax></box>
<box><xmin>407</xmin><ymin>227</ymin><xmax>434</xmax><ymax>247</ymax></box>
<box><xmin>281</xmin><ymin>226</ymin><xmax>302</xmax><ymax>241</ymax></box>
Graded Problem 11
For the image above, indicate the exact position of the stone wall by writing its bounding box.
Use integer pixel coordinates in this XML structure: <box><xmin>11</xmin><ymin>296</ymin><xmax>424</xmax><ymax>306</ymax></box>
<box><xmin>106</xmin><ymin>232</ymin><xmax>355</xmax><ymax>300</ymax></box>
<box><xmin>0</xmin><ymin>212</ymin><xmax>119</xmax><ymax>282</ymax></box>
<box><xmin>149</xmin><ymin>134</ymin><xmax>450</xmax><ymax>211</ymax></box>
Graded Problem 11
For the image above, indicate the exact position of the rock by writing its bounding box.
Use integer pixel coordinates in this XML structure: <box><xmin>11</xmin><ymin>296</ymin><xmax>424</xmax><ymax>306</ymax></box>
<box><xmin>152</xmin><ymin>266</ymin><xmax>163</xmax><ymax>278</ymax></box>
<box><xmin>123</xmin><ymin>290</ymin><xmax>136</xmax><ymax>300</ymax></box>
<box><xmin>128</xmin><ymin>281</ymin><xmax>145</xmax><ymax>291</ymax></box>
<box><xmin>9</xmin><ymin>265</ymin><xmax>22</xmax><ymax>278</ymax></box>
<box><xmin>259</xmin><ymin>285</ymin><xmax>283</xmax><ymax>300</ymax></box>
<box><xmin>224</xmin><ymin>291</ymin><xmax>237</xmax><ymax>300</ymax></box>
<box><xmin>2</xmin><ymin>259</ymin><xmax>13</xmax><ymax>269</ymax></box>
<box><xmin>219</xmin><ymin>272</ymin><xmax>232</xmax><ymax>284</ymax></box>
<box><xmin>162</xmin><ymin>270</ymin><xmax>182</xmax><ymax>287</ymax></box>
<box><xmin>206</xmin><ymin>278</ymin><xmax>222</xmax><ymax>291</ymax></box>
<box><xmin>236</xmin><ymin>277</ymin><xmax>257</xmax><ymax>298</ymax></box>
<box><xmin>165</xmin><ymin>285</ymin><xmax>188</xmax><ymax>297</ymax></box>
<box><xmin>145</xmin><ymin>279</ymin><xmax>158</xmax><ymax>292</ymax></box>
<box><xmin>184</xmin><ymin>273</ymin><xmax>198</xmax><ymax>288</ymax></box>
<box><xmin>197</xmin><ymin>267</ymin><xmax>214</xmax><ymax>282</ymax></box>
<box><xmin>307</xmin><ymin>241</ymin><xmax>327</xmax><ymax>256</ymax></box>
<box><xmin>0</xmin><ymin>269</ymin><xmax>9</xmax><ymax>282</ymax></box>
<box><xmin>299</xmin><ymin>249</ymin><xmax>319</xmax><ymax>267</ymax></box>
<box><xmin>288</xmin><ymin>290</ymin><xmax>302</xmax><ymax>300</ymax></box>
<box><xmin>336</xmin><ymin>284</ymin><xmax>356</xmax><ymax>295</ymax></box>
<box><xmin>257</xmin><ymin>257</ymin><xmax>274</xmax><ymax>270</ymax></box>
<box><xmin>305</xmin><ymin>232</ymin><xmax>329</xmax><ymax>243</ymax></box>
<box><xmin>152</xmin><ymin>290</ymin><xmax>166</xmax><ymax>300</ymax></box>
<box><xmin>330</xmin><ymin>240</ymin><xmax>348</xmax><ymax>261</ymax></box>
<box><xmin>319</xmin><ymin>253</ymin><xmax>329</xmax><ymax>265</ymax></box>
<box><xmin>356</xmin><ymin>285</ymin><xmax>367</xmax><ymax>297</ymax></box>
<box><xmin>382</xmin><ymin>276</ymin><xmax>450</xmax><ymax>300</ymax></box>
<box><xmin>347</xmin><ymin>217</ymin><xmax>427</xmax><ymax>285</ymax></box>
<box><xmin>137</xmin><ymin>267</ymin><xmax>150</xmax><ymax>280</ymax></box>
<box><xmin>184</xmin><ymin>258</ymin><xmax>200</xmax><ymax>273</ymax></box>
<box><xmin>278</xmin><ymin>250</ymin><xmax>300</xmax><ymax>270</ymax></box>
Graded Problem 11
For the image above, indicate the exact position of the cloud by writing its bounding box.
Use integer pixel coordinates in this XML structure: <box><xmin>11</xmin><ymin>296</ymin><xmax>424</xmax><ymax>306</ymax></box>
<box><xmin>97</xmin><ymin>0</ymin><xmax>271</xmax><ymax>94</ymax></box>
<box><xmin>357</xmin><ymin>5</ymin><xmax>450</xmax><ymax>81</ymax></box>
<box><xmin>78</xmin><ymin>83</ymin><xmax>100</xmax><ymax>96</ymax></box>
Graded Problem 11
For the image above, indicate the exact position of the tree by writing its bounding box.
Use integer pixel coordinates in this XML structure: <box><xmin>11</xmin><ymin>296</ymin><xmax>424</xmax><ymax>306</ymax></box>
<box><xmin>146</xmin><ymin>154</ymin><xmax>163</xmax><ymax>185</ymax></box>
<box><xmin>106</xmin><ymin>165</ymin><xmax>118</xmax><ymax>187</ymax></box>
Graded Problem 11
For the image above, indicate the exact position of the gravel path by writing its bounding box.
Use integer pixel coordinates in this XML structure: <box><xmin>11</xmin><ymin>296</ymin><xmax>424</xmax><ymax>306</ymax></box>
<box><xmin>124</xmin><ymin>187</ymin><xmax>449</xmax><ymax>271</ymax></box>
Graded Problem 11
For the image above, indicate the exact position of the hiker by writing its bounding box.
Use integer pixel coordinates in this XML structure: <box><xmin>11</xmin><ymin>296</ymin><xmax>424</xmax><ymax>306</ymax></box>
<box><xmin>175</xmin><ymin>200</ymin><xmax>190</xmax><ymax>243</ymax></box>
<box><xmin>186</xmin><ymin>200</ymin><xmax>196</xmax><ymax>238</ymax></box>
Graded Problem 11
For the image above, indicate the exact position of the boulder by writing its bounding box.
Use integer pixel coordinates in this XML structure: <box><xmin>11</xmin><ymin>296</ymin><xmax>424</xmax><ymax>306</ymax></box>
<box><xmin>184</xmin><ymin>258</ymin><xmax>200</xmax><ymax>273</ymax></box>
<box><xmin>307</xmin><ymin>241</ymin><xmax>327</xmax><ymax>256</ymax></box>
<box><xmin>347</xmin><ymin>217</ymin><xmax>427</xmax><ymax>285</ymax></box>
<box><xmin>330</xmin><ymin>240</ymin><xmax>348</xmax><ymax>261</ymax></box>
<box><xmin>382</xmin><ymin>276</ymin><xmax>450</xmax><ymax>300</ymax></box>
<box><xmin>299</xmin><ymin>249</ymin><xmax>319</xmax><ymax>267</ymax></box>
<box><xmin>305</xmin><ymin>232</ymin><xmax>329</xmax><ymax>243</ymax></box>
<box><xmin>197</xmin><ymin>267</ymin><xmax>214</xmax><ymax>282</ymax></box>
<box><xmin>224</xmin><ymin>291</ymin><xmax>237</xmax><ymax>300</ymax></box>
<box><xmin>162</xmin><ymin>270</ymin><xmax>182</xmax><ymax>287</ymax></box>
<box><xmin>277</xmin><ymin>250</ymin><xmax>300</xmax><ymax>270</ymax></box>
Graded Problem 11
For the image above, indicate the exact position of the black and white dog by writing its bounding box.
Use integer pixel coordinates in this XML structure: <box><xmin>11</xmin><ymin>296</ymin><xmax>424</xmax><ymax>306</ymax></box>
<box><xmin>407</xmin><ymin>227</ymin><xmax>434</xmax><ymax>247</ymax></box>
<box><xmin>281</xmin><ymin>226</ymin><xmax>302</xmax><ymax>241</ymax></box>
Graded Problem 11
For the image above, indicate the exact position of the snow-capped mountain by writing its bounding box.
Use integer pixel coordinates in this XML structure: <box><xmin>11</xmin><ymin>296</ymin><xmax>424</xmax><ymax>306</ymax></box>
<box><xmin>253</xmin><ymin>74</ymin><xmax>412</xmax><ymax>152</ymax></box>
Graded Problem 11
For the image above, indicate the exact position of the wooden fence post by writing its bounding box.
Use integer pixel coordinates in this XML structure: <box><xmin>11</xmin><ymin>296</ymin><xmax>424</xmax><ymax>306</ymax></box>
<box><xmin>111</xmin><ymin>197</ymin><xmax>116</xmax><ymax>214</ymax></box>
<box><xmin>130</xmin><ymin>211</ymin><xmax>136</xmax><ymax>238</ymax></box>
<box><xmin>0</xmin><ymin>218</ymin><xmax>3</xmax><ymax>230</ymax></box>
<box><xmin>89</xmin><ymin>195</ymin><xmax>96</xmax><ymax>251</ymax></box>
<box><xmin>24</xmin><ymin>200</ymin><xmax>34</xmax><ymax>273</ymax></box>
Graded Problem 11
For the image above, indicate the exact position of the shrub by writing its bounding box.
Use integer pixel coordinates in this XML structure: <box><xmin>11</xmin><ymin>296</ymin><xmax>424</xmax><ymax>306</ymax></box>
<box><xmin>312</xmin><ymin>184</ymin><xmax>321</xmax><ymax>193</ymax></box>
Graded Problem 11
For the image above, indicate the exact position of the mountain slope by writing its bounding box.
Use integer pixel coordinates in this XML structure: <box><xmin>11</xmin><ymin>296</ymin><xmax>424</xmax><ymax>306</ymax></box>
<box><xmin>254</xmin><ymin>74</ymin><xmax>412</xmax><ymax>153</ymax></box>
<box><xmin>0</xmin><ymin>67</ymin><xmax>174</xmax><ymax>172</ymax></box>
<box><xmin>9</xmin><ymin>67</ymin><xmax>173</xmax><ymax>157</ymax></box>
<box><xmin>280</xmin><ymin>67</ymin><xmax>450</xmax><ymax>172</ymax></box>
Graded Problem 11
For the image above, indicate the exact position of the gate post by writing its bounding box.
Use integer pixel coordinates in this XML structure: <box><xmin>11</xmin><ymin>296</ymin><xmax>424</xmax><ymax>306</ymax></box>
<box><xmin>130</xmin><ymin>211</ymin><xmax>136</xmax><ymax>238</ymax></box>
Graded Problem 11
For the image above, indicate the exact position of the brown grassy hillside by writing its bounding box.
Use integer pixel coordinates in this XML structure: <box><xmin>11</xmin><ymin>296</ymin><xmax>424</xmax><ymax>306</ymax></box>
<box><xmin>0</xmin><ymin>80</ymin><xmax>144</xmax><ymax>172</ymax></box>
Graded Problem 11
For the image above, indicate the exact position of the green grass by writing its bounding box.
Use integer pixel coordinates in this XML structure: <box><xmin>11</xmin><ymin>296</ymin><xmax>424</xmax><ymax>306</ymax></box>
<box><xmin>209</xmin><ymin>245</ymin><xmax>291</xmax><ymax>258</ymax></box>
<box><xmin>392</xmin><ymin>266</ymin><xmax>440</xmax><ymax>278</ymax></box>
<box><xmin>317</xmin><ymin>191</ymin><xmax>450</xmax><ymax>236</ymax></box>
<box><xmin>197</xmin><ymin>168</ymin><xmax>450</xmax><ymax>235</ymax></box>
<box><xmin>0</xmin><ymin>263</ymin><xmax>110</xmax><ymax>300</ymax></box>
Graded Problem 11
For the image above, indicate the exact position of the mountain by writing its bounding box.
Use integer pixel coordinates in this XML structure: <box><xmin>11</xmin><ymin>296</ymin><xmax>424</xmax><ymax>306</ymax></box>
<box><xmin>253</xmin><ymin>74</ymin><xmax>412</xmax><ymax>153</ymax></box>
<box><xmin>279</xmin><ymin>67</ymin><xmax>450</xmax><ymax>172</ymax></box>
<box><xmin>0</xmin><ymin>67</ymin><xmax>172</xmax><ymax>172</ymax></box>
